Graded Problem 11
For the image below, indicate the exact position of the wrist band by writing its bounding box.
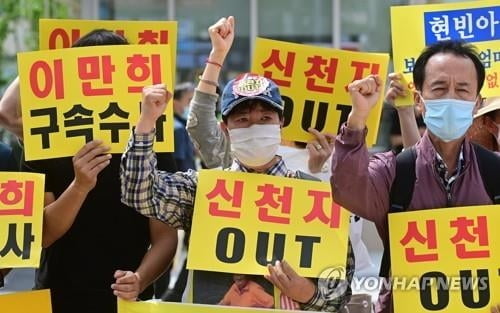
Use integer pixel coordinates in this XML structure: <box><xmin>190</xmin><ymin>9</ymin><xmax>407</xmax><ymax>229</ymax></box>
<box><xmin>198</xmin><ymin>76</ymin><xmax>219</xmax><ymax>87</ymax></box>
<box><xmin>206</xmin><ymin>59</ymin><xmax>222</xmax><ymax>68</ymax></box>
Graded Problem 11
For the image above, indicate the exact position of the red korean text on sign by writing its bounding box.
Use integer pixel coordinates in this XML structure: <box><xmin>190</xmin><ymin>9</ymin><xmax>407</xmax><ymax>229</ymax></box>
<box><xmin>261</xmin><ymin>49</ymin><xmax>296</xmax><ymax>87</ymax></box>
<box><xmin>138</xmin><ymin>30</ymin><xmax>169</xmax><ymax>44</ymax></box>
<box><xmin>399</xmin><ymin>220</ymin><xmax>438</xmax><ymax>263</ymax></box>
<box><xmin>0</xmin><ymin>180</ymin><xmax>35</xmax><ymax>217</ymax></box>
<box><xmin>48</xmin><ymin>28</ymin><xmax>81</xmax><ymax>49</ymax></box>
<box><xmin>206</xmin><ymin>179</ymin><xmax>244</xmax><ymax>219</ymax></box>
<box><xmin>344</xmin><ymin>61</ymin><xmax>381</xmax><ymax>92</ymax></box>
<box><xmin>127</xmin><ymin>54</ymin><xmax>162</xmax><ymax>93</ymax></box>
<box><xmin>78</xmin><ymin>56</ymin><xmax>116</xmax><ymax>96</ymax></box>
<box><xmin>303</xmin><ymin>190</ymin><xmax>341</xmax><ymax>228</ymax></box>
<box><xmin>255</xmin><ymin>184</ymin><xmax>293</xmax><ymax>224</ymax></box>
<box><xmin>29</xmin><ymin>60</ymin><xmax>64</xmax><ymax>100</ymax></box>
<box><xmin>304</xmin><ymin>55</ymin><xmax>339</xmax><ymax>93</ymax></box>
<box><xmin>450</xmin><ymin>215</ymin><xmax>490</xmax><ymax>259</ymax></box>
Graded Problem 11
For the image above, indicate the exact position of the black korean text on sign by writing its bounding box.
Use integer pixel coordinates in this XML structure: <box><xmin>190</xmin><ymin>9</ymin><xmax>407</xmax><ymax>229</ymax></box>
<box><xmin>99</xmin><ymin>102</ymin><xmax>130</xmax><ymax>143</ymax></box>
<box><xmin>64</xmin><ymin>104</ymin><xmax>94</xmax><ymax>142</ymax></box>
<box><xmin>30</xmin><ymin>108</ymin><xmax>59</xmax><ymax>149</ymax></box>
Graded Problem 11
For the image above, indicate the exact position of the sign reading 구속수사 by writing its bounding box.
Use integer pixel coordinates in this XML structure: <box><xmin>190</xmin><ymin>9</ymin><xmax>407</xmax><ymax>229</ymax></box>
<box><xmin>18</xmin><ymin>44</ymin><xmax>173</xmax><ymax>160</ymax></box>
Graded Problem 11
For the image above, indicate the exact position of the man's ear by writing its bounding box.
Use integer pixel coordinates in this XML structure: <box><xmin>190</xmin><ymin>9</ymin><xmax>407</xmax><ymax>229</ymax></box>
<box><xmin>414</xmin><ymin>90</ymin><xmax>425</xmax><ymax>114</ymax></box>
<box><xmin>473</xmin><ymin>95</ymin><xmax>484</xmax><ymax>115</ymax></box>
<box><xmin>220</xmin><ymin>121</ymin><xmax>229</xmax><ymax>136</ymax></box>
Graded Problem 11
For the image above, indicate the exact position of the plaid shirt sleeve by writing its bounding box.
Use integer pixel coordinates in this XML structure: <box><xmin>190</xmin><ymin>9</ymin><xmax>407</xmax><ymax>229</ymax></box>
<box><xmin>120</xmin><ymin>129</ymin><xmax>198</xmax><ymax>231</ymax></box>
<box><xmin>299</xmin><ymin>240</ymin><xmax>355</xmax><ymax>312</ymax></box>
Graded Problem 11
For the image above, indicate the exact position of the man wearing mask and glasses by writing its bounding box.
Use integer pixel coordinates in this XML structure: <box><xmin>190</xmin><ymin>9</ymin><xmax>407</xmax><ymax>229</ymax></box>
<box><xmin>331</xmin><ymin>40</ymin><xmax>500</xmax><ymax>313</ymax></box>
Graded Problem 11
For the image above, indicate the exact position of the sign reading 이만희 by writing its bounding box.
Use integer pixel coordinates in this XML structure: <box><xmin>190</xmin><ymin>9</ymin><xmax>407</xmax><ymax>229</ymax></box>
<box><xmin>0</xmin><ymin>172</ymin><xmax>44</xmax><ymax>268</ymax></box>
<box><xmin>389</xmin><ymin>205</ymin><xmax>500</xmax><ymax>313</ymax></box>
<box><xmin>39</xmin><ymin>19</ymin><xmax>177</xmax><ymax>84</ymax></box>
<box><xmin>391</xmin><ymin>0</ymin><xmax>500</xmax><ymax>105</ymax></box>
<box><xmin>251</xmin><ymin>38</ymin><xmax>389</xmax><ymax>145</ymax></box>
<box><xmin>187</xmin><ymin>170</ymin><xmax>350</xmax><ymax>278</ymax></box>
<box><xmin>18</xmin><ymin>44</ymin><xmax>173</xmax><ymax>160</ymax></box>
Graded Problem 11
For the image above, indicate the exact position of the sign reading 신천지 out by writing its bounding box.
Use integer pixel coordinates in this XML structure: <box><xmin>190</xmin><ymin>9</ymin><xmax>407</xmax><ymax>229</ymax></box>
<box><xmin>389</xmin><ymin>205</ymin><xmax>500</xmax><ymax>313</ymax></box>
<box><xmin>251</xmin><ymin>37</ymin><xmax>389</xmax><ymax>145</ymax></box>
<box><xmin>18</xmin><ymin>44</ymin><xmax>173</xmax><ymax>160</ymax></box>
<box><xmin>391</xmin><ymin>0</ymin><xmax>500</xmax><ymax>105</ymax></box>
<box><xmin>0</xmin><ymin>172</ymin><xmax>44</xmax><ymax>268</ymax></box>
<box><xmin>187</xmin><ymin>170</ymin><xmax>350</xmax><ymax>278</ymax></box>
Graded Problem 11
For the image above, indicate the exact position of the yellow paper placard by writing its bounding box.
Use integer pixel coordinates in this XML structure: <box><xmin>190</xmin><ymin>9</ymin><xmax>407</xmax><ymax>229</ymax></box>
<box><xmin>391</xmin><ymin>0</ymin><xmax>500</xmax><ymax>105</ymax></box>
<box><xmin>389</xmin><ymin>205</ymin><xmax>500</xmax><ymax>313</ymax></box>
<box><xmin>18</xmin><ymin>44</ymin><xmax>173</xmax><ymax>160</ymax></box>
<box><xmin>39</xmin><ymin>19</ymin><xmax>177</xmax><ymax>85</ymax></box>
<box><xmin>0</xmin><ymin>172</ymin><xmax>44</xmax><ymax>268</ymax></box>
<box><xmin>394</xmin><ymin>73</ymin><xmax>415</xmax><ymax>107</ymax></box>
<box><xmin>0</xmin><ymin>290</ymin><xmax>52</xmax><ymax>313</ymax></box>
<box><xmin>187</xmin><ymin>170</ymin><xmax>350</xmax><ymax>278</ymax></box>
<box><xmin>118</xmin><ymin>298</ymin><xmax>300</xmax><ymax>313</ymax></box>
<box><xmin>251</xmin><ymin>38</ymin><xmax>389</xmax><ymax>145</ymax></box>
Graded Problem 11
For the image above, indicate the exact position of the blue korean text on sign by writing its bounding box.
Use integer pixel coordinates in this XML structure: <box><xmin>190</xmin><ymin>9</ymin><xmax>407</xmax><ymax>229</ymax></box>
<box><xmin>424</xmin><ymin>6</ymin><xmax>500</xmax><ymax>45</ymax></box>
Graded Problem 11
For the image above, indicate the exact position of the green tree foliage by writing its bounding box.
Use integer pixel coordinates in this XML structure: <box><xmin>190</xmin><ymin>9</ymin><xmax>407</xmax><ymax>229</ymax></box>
<box><xmin>0</xmin><ymin>0</ymin><xmax>68</xmax><ymax>87</ymax></box>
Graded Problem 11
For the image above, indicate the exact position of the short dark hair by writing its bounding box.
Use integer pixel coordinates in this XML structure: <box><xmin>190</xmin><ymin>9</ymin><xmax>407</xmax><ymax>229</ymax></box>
<box><xmin>173</xmin><ymin>82</ymin><xmax>195</xmax><ymax>100</ymax></box>
<box><xmin>72</xmin><ymin>29</ymin><xmax>128</xmax><ymax>47</ymax></box>
<box><xmin>221</xmin><ymin>99</ymin><xmax>283</xmax><ymax>124</ymax></box>
<box><xmin>413</xmin><ymin>40</ymin><xmax>485</xmax><ymax>94</ymax></box>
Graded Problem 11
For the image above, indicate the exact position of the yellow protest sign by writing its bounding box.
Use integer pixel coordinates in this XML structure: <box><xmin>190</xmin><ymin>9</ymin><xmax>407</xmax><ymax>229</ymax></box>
<box><xmin>0</xmin><ymin>290</ymin><xmax>52</xmax><ymax>313</ymax></box>
<box><xmin>0</xmin><ymin>172</ymin><xmax>44</xmax><ymax>268</ymax></box>
<box><xmin>188</xmin><ymin>170</ymin><xmax>350</xmax><ymax>278</ymax></box>
<box><xmin>389</xmin><ymin>205</ymin><xmax>500</xmax><ymax>313</ymax></box>
<box><xmin>391</xmin><ymin>0</ymin><xmax>500</xmax><ymax>105</ymax></box>
<box><xmin>18</xmin><ymin>44</ymin><xmax>173</xmax><ymax>160</ymax></box>
<box><xmin>118</xmin><ymin>298</ymin><xmax>299</xmax><ymax>313</ymax></box>
<box><xmin>251</xmin><ymin>38</ymin><xmax>389</xmax><ymax>145</ymax></box>
<box><xmin>39</xmin><ymin>19</ymin><xmax>177</xmax><ymax>84</ymax></box>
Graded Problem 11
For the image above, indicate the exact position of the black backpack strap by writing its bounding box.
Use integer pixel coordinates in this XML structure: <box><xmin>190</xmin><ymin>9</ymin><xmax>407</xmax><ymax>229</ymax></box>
<box><xmin>472</xmin><ymin>144</ymin><xmax>500</xmax><ymax>204</ymax></box>
<box><xmin>379</xmin><ymin>147</ymin><xmax>417</xmax><ymax>277</ymax></box>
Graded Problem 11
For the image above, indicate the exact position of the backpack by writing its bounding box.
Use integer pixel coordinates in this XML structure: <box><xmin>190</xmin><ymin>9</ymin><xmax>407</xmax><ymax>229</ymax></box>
<box><xmin>379</xmin><ymin>144</ymin><xmax>500</xmax><ymax>277</ymax></box>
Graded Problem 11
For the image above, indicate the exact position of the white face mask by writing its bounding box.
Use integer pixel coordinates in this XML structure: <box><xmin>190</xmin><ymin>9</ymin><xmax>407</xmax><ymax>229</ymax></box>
<box><xmin>228</xmin><ymin>124</ymin><xmax>281</xmax><ymax>167</ymax></box>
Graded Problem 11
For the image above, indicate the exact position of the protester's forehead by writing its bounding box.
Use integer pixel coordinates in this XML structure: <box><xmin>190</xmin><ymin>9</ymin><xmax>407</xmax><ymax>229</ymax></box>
<box><xmin>423</xmin><ymin>52</ymin><xmax>477</xmax><ymax>88</ymax></box>
<box><xmin>230</xmin><ymin>100</ymin><xmax>277</xmax><ymax>115</ymax></box>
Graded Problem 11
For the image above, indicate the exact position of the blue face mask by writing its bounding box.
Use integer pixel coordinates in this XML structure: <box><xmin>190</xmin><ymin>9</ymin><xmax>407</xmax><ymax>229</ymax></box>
<box><xmin>422</xmin><ymin>98</ymin><xmax>476</xmax><ymax>142</ymax></box>
<box><xmin>181</xmin><ymin>107</ymin><xmax>190</xmax><ymax>120</ymax></box>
